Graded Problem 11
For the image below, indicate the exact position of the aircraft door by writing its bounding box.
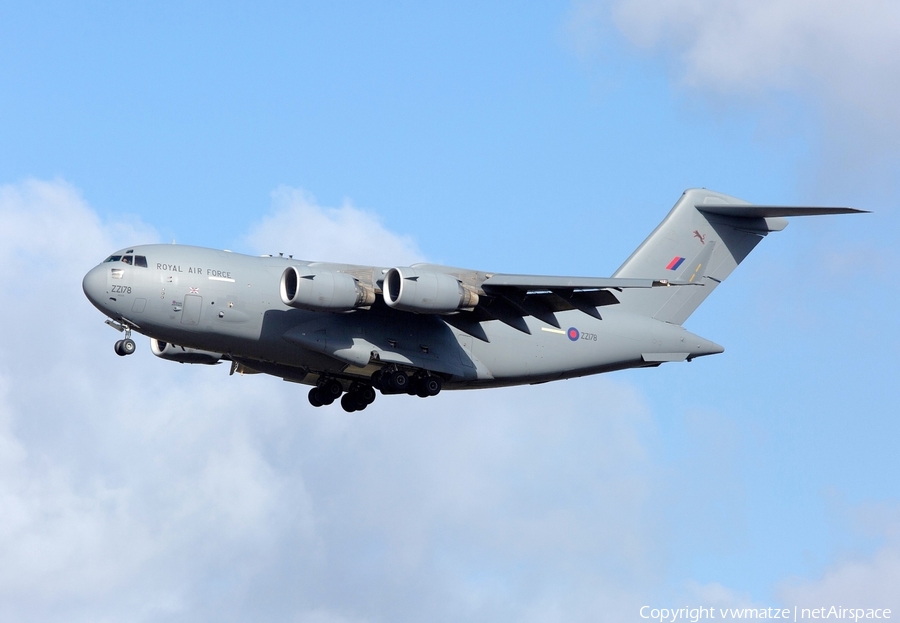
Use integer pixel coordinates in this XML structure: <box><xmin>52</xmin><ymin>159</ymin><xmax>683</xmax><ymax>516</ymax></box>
<box><xmin>181</xmin><ymin>294</ymin><xmax>203</xmax><ymax>325</ymax></box>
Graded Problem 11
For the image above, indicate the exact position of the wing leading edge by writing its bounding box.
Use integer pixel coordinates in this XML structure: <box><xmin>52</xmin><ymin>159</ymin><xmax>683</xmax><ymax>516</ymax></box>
<box><xmin>480</xmin><ymin>275</ymin><xmax>692</xmax><ymax>289</ymax></box>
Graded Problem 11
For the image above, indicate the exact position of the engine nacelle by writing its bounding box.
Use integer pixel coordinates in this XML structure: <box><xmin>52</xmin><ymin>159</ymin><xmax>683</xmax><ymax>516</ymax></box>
<box><xmin>150</xmin><ymin>338</ymin><xmax>223</xmax><ymax>364</ymax></box>
<box><xmin>383</xmin><ymin>267</ymin><xmax>479</xmax><ymax>313</ymax></box>
<box><xmin>280</xmin><ymin>266</ymin><xmax>375</xmax><ymax>312</ymax></box>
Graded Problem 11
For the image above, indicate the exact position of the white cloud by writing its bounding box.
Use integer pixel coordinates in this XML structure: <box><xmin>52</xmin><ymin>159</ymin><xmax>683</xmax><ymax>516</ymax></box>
<box><xmin>0</xmin><ymin>179</ymin><xmax>662</xmax><ymax>621</ymax></box>
<box><xmin>4</xmin><ymin>178</ymin><xmax>892</xmax><ymax>621</ymax></box>
<box><xmin>673</xmin><ymin>503</ymin><xmax>900</xmax><ymax>612</ymax></box>
<box><xmin>567</xmin><ymin>0</ymin><xmax>900</xmax><ymax>193</ymax></box>
<box><xmin>782</xmin><ymin>546</ymin><xmax>900</xmax><ymax>606</ymax></box>
<box><xmin>778</xmin><ymin>502</ymin><xmax>900</xmax><ymax>607</ymax></box>
<box><xmin>608</xmin><ymin>0</ymin><xmax>900</xmax><ymax>104</ymax></box>
<box><xmin>244</xmin><ymin>186</ymin><xmax>423</xmax><ymax>266</ymax></box>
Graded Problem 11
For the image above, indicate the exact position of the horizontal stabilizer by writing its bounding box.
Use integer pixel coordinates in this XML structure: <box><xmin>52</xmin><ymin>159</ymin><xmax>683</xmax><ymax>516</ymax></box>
<box><xmin>697</xmin><ymin>205</ymin><xmax>868</xmax><ymax>218</ymax></box>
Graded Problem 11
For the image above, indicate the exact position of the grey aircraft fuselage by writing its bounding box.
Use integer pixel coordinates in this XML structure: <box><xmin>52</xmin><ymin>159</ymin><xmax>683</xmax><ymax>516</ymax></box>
<box><xmin>82</xmin><ymin>189</ymin><xmax>865</xmax><ymax>411</ymax></box>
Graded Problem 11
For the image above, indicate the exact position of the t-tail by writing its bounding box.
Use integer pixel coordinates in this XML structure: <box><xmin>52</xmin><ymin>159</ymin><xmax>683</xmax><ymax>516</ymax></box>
<box><xmin>612</xmin><ymin>189</ymin><xmax>866</xmax><ymax>324</ymax></box>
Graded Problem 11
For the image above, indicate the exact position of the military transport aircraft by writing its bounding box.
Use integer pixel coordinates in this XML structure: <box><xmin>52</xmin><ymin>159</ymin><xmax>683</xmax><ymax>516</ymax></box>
<box><xmin>82</xmin><ymin>189</ymin><xmax>864</xmax><ymax>412</ymax></box>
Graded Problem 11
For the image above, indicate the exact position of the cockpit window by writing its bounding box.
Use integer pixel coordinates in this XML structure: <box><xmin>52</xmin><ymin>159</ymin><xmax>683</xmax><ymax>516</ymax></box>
<box><xmin>105</xmin><ymin>255</ymin><xmax>122</xmax><ymax>263</ymax></box>
<box><xmin>134</xmin><ymin>255</ymin><xmax>148</xmax><ymax>268</ymax></box>
<box><xmin>122</xmin><ymin>255</ymin><xmax>133</xmax><ymax>265</ymax></box>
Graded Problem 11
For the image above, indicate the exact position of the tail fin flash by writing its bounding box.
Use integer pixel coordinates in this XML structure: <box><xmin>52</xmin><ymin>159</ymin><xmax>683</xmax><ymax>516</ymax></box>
<box><xmin>612</xmin><ymin>189</ymin><xmax>865</xmax><ymax>324</ymax></box>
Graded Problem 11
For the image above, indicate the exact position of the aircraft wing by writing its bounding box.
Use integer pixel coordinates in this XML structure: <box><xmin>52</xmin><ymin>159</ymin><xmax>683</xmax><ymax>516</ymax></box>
<box><xmin>442</xmin><ymin>273</ymin><xmax>695</xmax><ymax>340</ymax></box>
<box><xmin>481</xmin><ymin>274</ymin><xmax>685</xmax><ymax>289</ymax></box>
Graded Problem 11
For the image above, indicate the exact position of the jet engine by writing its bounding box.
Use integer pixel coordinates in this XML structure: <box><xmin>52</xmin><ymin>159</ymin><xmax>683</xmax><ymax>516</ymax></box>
<box><xmin>383</xmin><ymin>267</ymin><xmax>479</xmax><ymax>313</ymax></box>
<box><xmin>280</xmin><ymin>266</ymin><xmax>375</xmax><ymax>312</ymax></box>
<box><xmin>150</xmin><ymin>338</ymin><xmax>223</xmax><ymax>364</ymax></box>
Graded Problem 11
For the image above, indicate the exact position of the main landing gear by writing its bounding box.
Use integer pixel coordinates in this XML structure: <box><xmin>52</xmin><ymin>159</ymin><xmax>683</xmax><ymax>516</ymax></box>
<box><xmin>340</xmin><ymin>383</ymin><xmax>377</xmax><ymax>413</ymax></box>
<box><xmin>307</xmin><ymin>378</ymin><xmax>377</xmax><ymax>412</ymax></box>
<box><xmin>371</xmin><ymin>367</ymin><xmax>442</xmax><ymax>398</ymax></box>
<box><xmin>308</xmin><ymin>378</ymin><xmax>343</xmax><ymax>408</ymax></box>
<box><xmin>306</xmin><ymin>367</ymin><xmax>443</xmax><ymax>412</ymax></box>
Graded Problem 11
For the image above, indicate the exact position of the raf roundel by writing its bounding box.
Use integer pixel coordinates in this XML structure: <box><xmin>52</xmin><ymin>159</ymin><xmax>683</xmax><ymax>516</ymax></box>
<box><xmin>567</xmin><ymin>327</ymin><xmax>580</xmax><ymax>341</ymax></box>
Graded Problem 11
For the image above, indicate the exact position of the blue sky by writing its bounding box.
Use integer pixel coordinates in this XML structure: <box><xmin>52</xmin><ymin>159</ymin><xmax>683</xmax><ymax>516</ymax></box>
<box><xmin>1</xmin><ymin>1</ymin><xmax>898</xmax><ymax>621</ymax></box>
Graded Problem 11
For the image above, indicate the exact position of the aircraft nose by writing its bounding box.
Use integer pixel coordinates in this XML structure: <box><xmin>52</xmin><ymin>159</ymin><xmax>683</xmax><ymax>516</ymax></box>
<box><xmin>82</xmin><ymin>264</ymin><xmax>106</xmax><ymax>308</ymax></box>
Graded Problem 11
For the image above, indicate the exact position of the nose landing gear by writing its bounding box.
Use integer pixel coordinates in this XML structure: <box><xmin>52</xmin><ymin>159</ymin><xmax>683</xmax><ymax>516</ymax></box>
<box><xmin>105</xmin><ymin>319</ymin><xmax>138</xmax><ymax>357</ymax></box>
<box><xmin>114</xmin><ymin>338</ymin><xmax>136</xmax><ymax>356</ymax></box>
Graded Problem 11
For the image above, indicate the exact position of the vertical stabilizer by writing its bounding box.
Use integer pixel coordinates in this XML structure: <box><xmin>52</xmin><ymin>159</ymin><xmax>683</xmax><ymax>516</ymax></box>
<box><xmin>611</xmin><ymin>189</ymin><xmax>863</xmax><ymax>324</ymax></box>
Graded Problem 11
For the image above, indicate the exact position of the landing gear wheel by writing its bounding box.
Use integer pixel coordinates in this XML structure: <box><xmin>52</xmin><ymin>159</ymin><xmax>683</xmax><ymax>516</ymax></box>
<box><xmin>371</xmin><ymin>369</ymin><xmax>384</xmax><ymax>391</ymax></box>
<box><xmin>358</xmin><ymin>385</ymin><xmax>376</xmax><ymax>405</ymax></box>
<box><xmin>308</xmin><ymin>388</ymin><xmax>324</xmax><ymax>407</ymax></box>
<box><xmin>340</xmin><ymin>393</ymin><xmax>359</xmax><ymax>412</ymax></box>
<box><xmin>410</xmin><ymin>375</ymin><xmax>441</xmax><ymax>397</ymax></box>
<box><xmin>387</xmin><ymin>370</ymin><xmax>408</xmax><ymax>393</ymax></box>
<box><xmin>422</xmin><ymin>376</ymin><xmax>442</xmax><ymax>396</ymax></box>
<box><xmin>345</xmin><ymin>383</ymin><xmax>375</xmax><ymax>411</ymax></box>
<box><xmin>114</xmin><ymin>340</ymin><xmax>126</xmax><ymax>356</ymax></box>
<box><xmin>319</xmin><ymin>393</ymin><xmax>336</xmax><ymax>406</ymax></box>
<box><xmin>122</xmin><ymin>338</ymin><xmax>136</xmax><ymax>355</ymax></box>
<box><xmin>320</xmin><ymin>378</ymin><xmax>343</xmax><ymax>403</ymax></box>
